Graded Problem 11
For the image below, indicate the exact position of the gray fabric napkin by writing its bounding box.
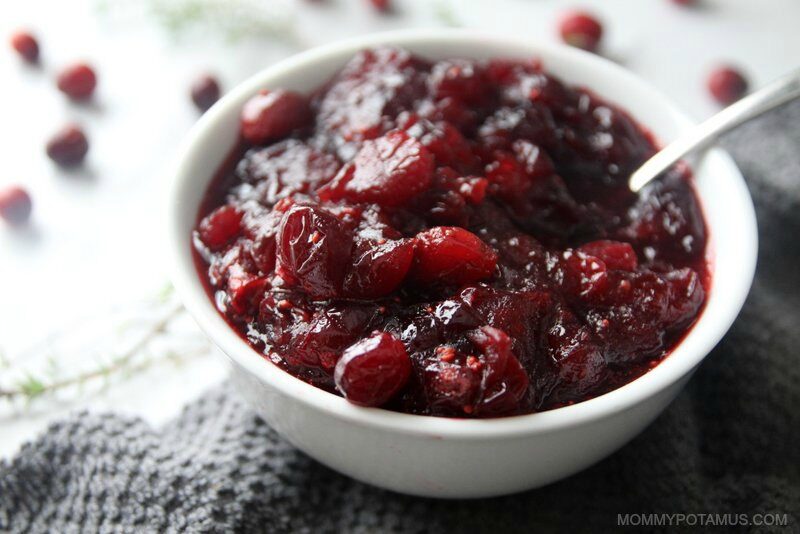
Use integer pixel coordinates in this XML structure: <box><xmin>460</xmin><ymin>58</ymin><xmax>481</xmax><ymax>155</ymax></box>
<box><xmin>2</xmin><ymin>102</ymin><xmax>799</xmax><ymax>533</ymax></box>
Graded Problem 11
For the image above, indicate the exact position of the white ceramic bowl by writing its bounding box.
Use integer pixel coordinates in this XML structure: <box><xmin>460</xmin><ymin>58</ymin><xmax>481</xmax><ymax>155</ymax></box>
<box><xmin>167</xmin><ymin>29</ymin><xmax>757</xmax><ymax>498</ymax></box>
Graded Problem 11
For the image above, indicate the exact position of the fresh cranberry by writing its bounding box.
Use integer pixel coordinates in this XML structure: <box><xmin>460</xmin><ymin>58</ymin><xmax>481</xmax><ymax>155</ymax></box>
<box><xmin>240</xmin><ymin>90</ymin><xmax>310</xmax><ymax>144</ymax></box>
<box><xmin>191</xmin><ymin>74</ymin><xmax>221</xmax><ymax>111</ymax></box>
<box><xmin>276</xmin><ymin>204</ymin><xmax>353</xmax><ymax>299</ymax></box>
<box><xmin>334</xmin><ymin>331</ymin><xmax>411</xmax><ymax>406</ymax></box>
<box><xmin>367</xmin><ymin>0</ymin><xmax>391</xmax><ymax>12</ymax></box>
<box><xmin>56</xmin><ymin>63</ymin><xmax>97</xmax><ymax>100</ymax></box>
<box><xmin>412</xmin><ymin>227</ymin><xmax>498</xmax><ymax>286</ymax></box>
<box><xmin>559</xmin><ymin>11</ymin><xmax>603</xmax><ymax>52</ymax></box>
<box><xmin>10</xmin><ymin>31</ymin><xmax>39</xmax><ymax>64</ymax></box>
<box><xmin>46</xmin><ymin>124</ymin><xmax>89</xmax><ymax>167</ymax></box>
<box><xmin>708</xmin><ymin>66</ymin><xmax>748</xmax><ymax>105</ymax></box>
<box><xmin>318</xmin><ymin>130</ymin><xmax>434</xmax><ymax>206</ymax></box>
<box><xmin>198</xmin><ymin>205</ymin><xmax>243</xmax><ymax>251</ymax></box>
<box><xmin>0</xmin><ymin>186</ymin><xmax>33</xmax><ymax>226</ymax></box>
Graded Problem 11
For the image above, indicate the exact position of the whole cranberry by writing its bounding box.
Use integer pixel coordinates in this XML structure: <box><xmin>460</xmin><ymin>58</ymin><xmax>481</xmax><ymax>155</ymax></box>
<box><xmin>240</xmin><ymin>90</ymin><xmax>310</xmax><ymax>144</ymax></box>
<box><xmin>708</xmin><ymin>66</ymin><xmax>748</xmax><ymax>105</ymax></box>
<box><xmin>191</xmin><ymin>74</ymin><xmax>221</xmax><ymax>112</ymax></box>
<box><xmin>56</xmin><ymin>63</ymin><xmax>97</xmax><ymax>100</ymax></box>
<box><xmin>334</xmin><ymin>331</ymin><xmax>411</xmax><ymax>406</ymax></box>
<box><xmin>368</xmin><ymin>0</ymin><xmax>391</xmax><ymax>12</ymax></box>
<box><xmin>412</xmin><ymin>226</ymin><xmax>498</xmax><ymax>286</ymax></box>
<box><xmin>0</xmin><ymin>186</ymin><xmax>32</xmax><ymax>226</ymax></box>
<box><xmin>46</xmin><ymin>124</ymin><xmax>89</xmax><ymax>167</ymax></box>
<box><xmin>10</xmin><ymin>31</ymin><xmax>39</xmax><ymax>64</ymax></box>
<box><xmin>197</xmin><ymin>204</ymin><xmax>243</xmax><ymax>250</ymax></box>
<box><xmin>559</xmin><ymin>11</ymin><xmax>603</xmax><ymax>52</ymax></box>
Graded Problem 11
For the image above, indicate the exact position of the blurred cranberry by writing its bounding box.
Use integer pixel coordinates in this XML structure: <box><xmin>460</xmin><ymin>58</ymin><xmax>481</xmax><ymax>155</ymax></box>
<box><xmin>240</xmin><ymin>90</ymin><xmax>310</xmax><ymax>144</ymax></box>
<box><xmin>368</xmin><ymin>0</ymin><xmax>391</xmax><ymax>13</ymax></box>
<box><xmin>708</xmin><ymin>66</ymin><xmax>748</xmax><ymax>105</ymax></box>
<box><xmin>46</xmin><ymin>124</ymin><xmax>89</xmax><ymax>167</ymax></box>
<box><xmin>10</xmin><ymin>31</ymin><xmax>39</xmax><ymax>64</ymax></box>
<box><xmin>671</xmin><ymin>0</ymin><xmax>696</xmax><ymax>5</ymax></box>
<box><xmin>559</xmin><ymin>11</ymin><xmax>603</xmax><ymax>52</ymax></box>
<box><xmin>198</xmin><ymin>205</ymin><xmax>243</xmax><ymax>250</ymax></box>
<box><xmin>56</xmin><ymin>63</ymin><xmax>97</xmax><ymax>100</ymax></box>
<box><xmin>0</xmin><ymin>186</ymin><xmax>32</xmax><ymax>226</ymax></box>
<box><xmin>191</xmin><ymin>74</ymin><xmax>221</xmax><ymax>112</ymax></box>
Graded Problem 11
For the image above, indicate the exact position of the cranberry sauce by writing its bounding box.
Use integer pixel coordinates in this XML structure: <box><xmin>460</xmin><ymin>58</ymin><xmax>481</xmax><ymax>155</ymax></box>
<box><xmin>193</xmin><ymin>48</ymin><xmax>709</xmax><ymax>417</ymax></box>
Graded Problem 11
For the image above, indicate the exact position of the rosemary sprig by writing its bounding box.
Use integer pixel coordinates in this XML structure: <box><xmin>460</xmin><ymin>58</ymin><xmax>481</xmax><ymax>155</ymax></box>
<box><xmin>96</xmin><ymin>0</ymin><xmax>302</xmax><ymax>45</ymax></box>
<box><xmin>0</xmin><ymin>302</ymin><xmax>184</xmax><ymax>402</ymax></box>
<box><xmin>433</xmin><ymin>0</ymin><xmax>462</xmax><ymax>28</ymax></box>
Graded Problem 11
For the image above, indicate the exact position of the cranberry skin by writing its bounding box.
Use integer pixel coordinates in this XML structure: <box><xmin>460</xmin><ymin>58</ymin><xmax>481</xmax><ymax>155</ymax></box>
<box><xmin>559</xmin><ymin>12</ymin><xmax>603</xmax><ymax>52</ymax></box>
<box><xmin>0</xmin><ymin>186</ymin><xmax>32</xmax><ymax>226</ymax></box>
<box><xmin>545</xmin><ymin>308</ymin><xmax>606</xmax><ymax>398</ymax></box>
<box><xmin>708</xmin><ymin>67</ymin><xmax>748</xmax><ymax>105</ymax></box>
<box><xmin>191</xmin><ymin>74</ymin><xmax>221</xmax><ymax>111</ymax></box>
<box><xmin>334</xmin><ymin>331</ymin><xmax>411</xmax><ymax>407</ymax></box>
<box><xmin>10</xmin><ymin>31</ymin><xmax>39</xmax><ymax>63</ymax></box>
<box><xmin>467</xmin><ymin>326</ymin><xmax>529</xmax><ymax>416</ymax></box>
<box><xmin>412</xmin><ymin>227</ymin><xmax>498</xmax><ymax>286</ymax></box>
<box><xmin>344</xmin><ymin>238</ymin><xmax>416</xmax><ymax>298</ymax></box>
<box><xmin>240</xmin><ymin>90</ymin><xmax>310</xmax><ymax>144</ymax></box>
<box><xmin>198</xmin><ymin>205</ymin><xmax>243</xmax><ymax>251</ymax></box>
<box><xmin>46</xmin><ymin>124</ymin><xmax>89</xmax><ymax>167</ymax></box>
<box><xmin>56</xmin><ymin>63</ymin><xmax>97</xmax><ymax>100</ymax></box>
<box><xmin>578</xmin><ymin>240</ymin><xmax>638</xmax><ymax>271</ymax></box>
<box><xmin>319</xmin><ymin>130</ymin><xmax>434</xmax><ymax>207</ymax></box>
<box><xmin>276</xmin><ymin>204</ymin><xmax>353</xmax><ymax>299</ymax></box>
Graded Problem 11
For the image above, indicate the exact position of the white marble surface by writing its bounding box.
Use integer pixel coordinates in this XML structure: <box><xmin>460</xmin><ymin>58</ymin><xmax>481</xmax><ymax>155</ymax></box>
<box><xmin>1</xmin><ymin>0</ymin><xmax>798</xmax><ymax>458</ymax></box>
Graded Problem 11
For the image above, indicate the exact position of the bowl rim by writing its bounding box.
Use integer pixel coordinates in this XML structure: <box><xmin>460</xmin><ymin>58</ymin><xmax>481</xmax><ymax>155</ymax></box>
<box><xmin>167</xmin><ymin>28</ymin><xmax>757</xmax><ymax>440</ymax></box>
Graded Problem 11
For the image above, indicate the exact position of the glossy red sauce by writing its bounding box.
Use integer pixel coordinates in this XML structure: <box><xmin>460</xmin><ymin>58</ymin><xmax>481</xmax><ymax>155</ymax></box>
<box><xmin>193</xmin><ymin>48</ymin><xmax>709</xmax><ymax>417</ymax></box>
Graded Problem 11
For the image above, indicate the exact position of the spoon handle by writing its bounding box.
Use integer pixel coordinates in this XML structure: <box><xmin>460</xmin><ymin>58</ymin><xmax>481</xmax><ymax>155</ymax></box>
<box><xmin>629</xmin><ymin>67</ymin><xmax>800</xmax><ymax>192</ymax></box>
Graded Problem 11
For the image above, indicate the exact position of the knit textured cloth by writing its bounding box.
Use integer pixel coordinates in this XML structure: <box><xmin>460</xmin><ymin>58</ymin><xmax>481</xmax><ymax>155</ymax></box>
<box><xmin>2</xmin><ymin>102</ymin><xmax>799</xmax><ymax>533</ymax></box>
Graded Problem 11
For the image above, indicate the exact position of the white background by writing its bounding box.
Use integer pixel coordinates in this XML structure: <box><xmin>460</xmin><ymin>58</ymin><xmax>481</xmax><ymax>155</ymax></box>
<box><xmin>1</xmin><ymin>0</ymin><xmax>798</xmax><ymax>457</ymax></box>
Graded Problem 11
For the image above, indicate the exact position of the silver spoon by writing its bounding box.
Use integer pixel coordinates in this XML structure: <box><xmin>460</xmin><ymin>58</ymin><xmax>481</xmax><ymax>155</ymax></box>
<box><xmin>629</xmin><ymin>67</ymin><xmax>800</xmax><ymax>192</ymax></box>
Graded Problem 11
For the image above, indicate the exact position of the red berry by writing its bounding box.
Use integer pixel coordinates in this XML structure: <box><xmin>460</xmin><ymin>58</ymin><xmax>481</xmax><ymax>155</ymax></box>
<box><xmin>412</xmin><ymin>226</ymin><xmax>498</xmax><ymax>286</ymax></box>
<box><xmin>368</xmin><ymin>0</ymin><xmax>391</xmax><ymax>12</ymax></box>
<box><xmin>198</xmin><ymin>205</ymin><xmax>243</xmax><ymax>251</ymax></box>
<box><xmin>318</xmin><ymin>130</ymin><xmax>434</xmax><ymax>206</ymax></box>
<box><xmin>559</xmin><ymin>11</ymin><xmax>603</xmax><ymax>52</ymax></box>
<box><xmin>334</xmin><ymin>331</ymin><xmax>411</xmax><ymax>406</ymax></box>
<box><xmin>671</xmin><ymin>0</ymin><xmax>695</xmax><ymax>5</ymax></box>
<box><xmin>344</xmin><ymin>238</ymin><xmax>416</xmax><ymax>298</ymax></box>
<box><xmin>578</xmin><ymin>240</ymin><xmax>638</xmax><ymax>271</ymax></box>
<box><xmin>276</xmin><ymin>204</ymin><xmax>353</xmax><ymax>299</ymax></box>
<box><xmin>708</xmin><ymin>66</ymin><xmax>748</xmax><ymax>105</ymax></box>
<box><xmin>56</xmin><ymin>63</ymin><xmax>97</xmax><ymax>100</ymax></box>
<box><xmin>466</xmin><ymin>326</ymin><xmax>529</xmax><ymax>416</ymax></box>
<box><xmin>0</xmin><ymin>186</ymin><xmax>32</xmax><ymax>226</ymax></box>
<box><xmin>10</xmin><ymin>31</ymin><xmax>39</xmax><ymax>64</ymax></box>
<box><xmin>46</xmin><ymin>124</ymin><xmax>89</xmax><ymax>167</ymax></box>
<box><xmin>240</xmin><ymin>90</ymin><xmax>310</xmax><ymax>144</ymax></box>
<box><xmin>191</xmin><ymin>74</ymin><xmax>221</xmax><ymax>112</ymax></box>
